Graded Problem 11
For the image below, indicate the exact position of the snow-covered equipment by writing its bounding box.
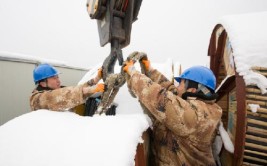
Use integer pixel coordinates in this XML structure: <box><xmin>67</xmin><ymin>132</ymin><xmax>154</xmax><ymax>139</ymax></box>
<box><xmin>208</xmin><ymin>11</ymin><xmax>267</xmax><ymax>166</ymax></box>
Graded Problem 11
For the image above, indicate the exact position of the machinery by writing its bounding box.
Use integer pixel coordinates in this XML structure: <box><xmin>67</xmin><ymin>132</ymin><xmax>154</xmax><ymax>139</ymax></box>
<box><xmin>86</xmin><ymin>0</ymin><xmax>143</xmax><ymax>80</ymax></box>
<box><xmin>86</xmin><ymin>0</ymin><xmax>143</xmax><ymax>114</ymax></box>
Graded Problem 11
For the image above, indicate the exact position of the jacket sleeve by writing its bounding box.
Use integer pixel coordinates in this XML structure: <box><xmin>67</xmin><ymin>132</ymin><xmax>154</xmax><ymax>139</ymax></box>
<box><xmin>30</xmin><ymin>83</ymin><xmax>92</xmax><ymax>111</ymax></box>
<box><xmin>128</xmin><ymin>71</ymin><xmax>197</xmax><ymax>136</ymax></box>
<box><xmin>148</xmin><ymin>69</ymin><xmax>178</xmax><ymax>95</ymax></box>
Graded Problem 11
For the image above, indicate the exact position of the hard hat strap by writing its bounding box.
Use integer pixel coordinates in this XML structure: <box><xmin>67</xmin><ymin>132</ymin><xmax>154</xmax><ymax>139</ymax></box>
<box><xmin>184</xmin><ymin>79</ymin><xmax>189</xmax><ymax>90</ymax></box>
<box><xmin>196</xmin><ymin>84</ymin><xmax>211</xmax><ymax>96</ymax></box>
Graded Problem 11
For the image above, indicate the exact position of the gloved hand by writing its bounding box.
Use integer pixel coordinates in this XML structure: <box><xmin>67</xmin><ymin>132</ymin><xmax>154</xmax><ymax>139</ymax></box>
<box><xmin>138</xmin><ymin>52</ymin><xmax>152</xmax><ymax>74</ymax></box>
<box><xmin>93</xmin><ymin>67</ymin><xmax>103</xmax><ymax>83</ymax></box>
<box><xmin>95</xmin><ymin>67</ymin><xmax>103</xmax><ymax>80</ymax></box>
<box><xmin>83</xmin><ymin>83</ymin><xmax>105</xmax><ymax>97</ymax></box>
<box><xmin>123</xmin><ymin>60</ymin><xmax>136</xmax><ymax>76</ymax></box>
<box><xmin>93</xmin><ymin>83</ymin><xmax>105</xmax><ymax>93</ymax></box>
<box><xmin>97</xmin><ymin>67</ymin><xmax>103</xmax><ymax>79</ymax></box>
<box><xmin>141</xmin><ymin>59</ymin><xmax>151</xmax><ymax>71</ymax></box>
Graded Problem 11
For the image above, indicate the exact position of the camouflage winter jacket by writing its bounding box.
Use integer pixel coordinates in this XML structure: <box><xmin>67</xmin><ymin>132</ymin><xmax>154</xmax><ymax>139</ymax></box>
<box><xmin>127</xmin><ymin>69</ymin><xmax>222</xmax><ymax>166</ymax></box>
<box><xmin>30</xmin><ymin>80</ymin><xmax>95</xmax><ymax>111</ymax></box>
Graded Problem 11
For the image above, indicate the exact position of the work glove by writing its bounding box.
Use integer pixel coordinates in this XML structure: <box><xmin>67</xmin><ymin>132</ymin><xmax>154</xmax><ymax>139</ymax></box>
<box><xmin>94</xmin><ymin>67</ymin><xmax>103</xmax><ymax>83</ymax></box>
<box><xmin>86</xmin><ymin>67</ymin><xmax>103</xmax><ymax>86</ymax></box>
<box><xmin>94</xmin><ymin>83</ymin><xmax>105</xmax><ymax>92</ymax></box>
<box><xmin>138</xmin><ymin>52</ymin><xmax>152</xmax><ymax>75</ymax></box>
<box><xmin>97</xmin><ymin>67</ymin><xmax>103</xmax><ymax>79</ymax></box>
<box><xmin>123</xmin><ymin>60</ymin><xmax>136</xmax><ymax>76</ymax></box>
<box><xmin>83</xmin><ymin>83</ymin><xmax>105</xmax><ymax>98</ymax></box>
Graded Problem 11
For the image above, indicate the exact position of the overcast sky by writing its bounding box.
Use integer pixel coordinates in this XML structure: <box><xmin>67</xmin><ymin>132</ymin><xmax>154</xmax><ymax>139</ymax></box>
<box><xmin>1</xmin><ymin>0</ymin><xmax>267</xmax><ymax>70</ymax></box>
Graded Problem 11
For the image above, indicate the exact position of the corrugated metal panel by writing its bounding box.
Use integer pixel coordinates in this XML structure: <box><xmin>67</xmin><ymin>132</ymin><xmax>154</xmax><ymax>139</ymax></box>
<box><xmin>0</xmin><ymin>60</ymin><xmax>88</xmax><ymax>125</ymax></box>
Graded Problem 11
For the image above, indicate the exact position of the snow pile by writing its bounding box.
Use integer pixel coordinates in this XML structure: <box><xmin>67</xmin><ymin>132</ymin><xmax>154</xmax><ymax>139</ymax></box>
<box><xmin>0</xmin><ymin>110</ymin><xmax>150</xmax><ymax>166</ymax></box>
<box><xmin>219</xmin><ymin>11</ymin><xmax>267</xmax><ymax>93</ymax></box>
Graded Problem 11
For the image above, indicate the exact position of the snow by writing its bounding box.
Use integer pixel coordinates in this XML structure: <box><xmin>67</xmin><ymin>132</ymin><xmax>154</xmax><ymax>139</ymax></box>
<box><xmin>218</xmin><ymin>121</ymin><xmax>234</xmax><ymax>153</ymax></box>
<box><xmin>248</xmin><ymin>104</ymin><xmax>260</xmax><ymax>113</ymax></box>
<box><xmin>219</xmin><ymin>11</ymin><xmax>267</xmax><ymax>93</ymax></box>
<box><xmin>0</xmin><ymin>110</ymin><xmax>150</xmax><ymax>166</ymax></box>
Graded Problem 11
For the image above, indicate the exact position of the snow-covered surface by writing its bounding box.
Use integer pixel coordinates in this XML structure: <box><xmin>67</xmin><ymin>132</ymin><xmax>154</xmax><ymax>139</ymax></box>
<box><xmin>0</xmin><ymin>110</ymin><xmax>150</xmax><ymax>166</ymax></box>
<box><xmin>219</xmin><ymin>11</ymin><xmax>267</xmax><ymax>93</ymax></box>
<box><xmin>0</xmin><ymin>51</ymin><xmax>88</xmax><ymax>70</ymax></box>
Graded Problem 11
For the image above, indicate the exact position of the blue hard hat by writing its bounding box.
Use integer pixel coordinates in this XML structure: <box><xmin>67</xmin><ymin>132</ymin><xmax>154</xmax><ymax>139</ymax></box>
<box><xmin>174</xmin><ymin>66</ymin><xmax>216</xmax><ymax>91</ymax></box>
<box><xmin>33</xmin><ymin>64</ymin><xmax>59</xmax><ymax>83</ymax></box>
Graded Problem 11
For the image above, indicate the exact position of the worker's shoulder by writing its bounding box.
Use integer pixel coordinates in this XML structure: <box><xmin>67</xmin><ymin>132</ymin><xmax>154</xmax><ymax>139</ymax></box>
<box><xmin>30</xmin><ymin>89</ymin><xmax>45</xmax><ymax>101</ymax></box>
<box><xmin>188</xmin><ymin>98</ymin><xmax>222</xmax><ymax>114</ymax></box>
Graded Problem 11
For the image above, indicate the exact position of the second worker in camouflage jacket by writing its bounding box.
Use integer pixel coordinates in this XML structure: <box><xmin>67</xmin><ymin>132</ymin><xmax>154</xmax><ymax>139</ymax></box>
<box><xmin>124</xmin><ymin>56</ymin><xmax>222</xmax><ymax>166</ymax></box>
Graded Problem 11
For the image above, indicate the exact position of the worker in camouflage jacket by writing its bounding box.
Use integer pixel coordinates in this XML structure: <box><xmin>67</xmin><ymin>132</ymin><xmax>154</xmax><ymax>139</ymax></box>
<box><xmin>30</xmin><ymin>63</ymin><xmax>104</xmax><ymax>111</ymax></box>
<box><xmin>123</xmin><ymin>52</ymin><xmax>222</xmax><ymax>166</ymax></box>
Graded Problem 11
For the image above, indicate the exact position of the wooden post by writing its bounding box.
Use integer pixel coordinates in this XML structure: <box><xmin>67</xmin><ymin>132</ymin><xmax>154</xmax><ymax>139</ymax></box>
<box><xmin>135</xmin><ymin>143</ymin><xmax>146</xmax><ymax>166</ymax></box>
<box><xmin>233</xmin><ymin>74</ymin><xmax>247</xmax><ymax>165</ymax></box>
